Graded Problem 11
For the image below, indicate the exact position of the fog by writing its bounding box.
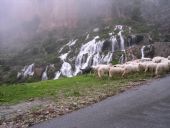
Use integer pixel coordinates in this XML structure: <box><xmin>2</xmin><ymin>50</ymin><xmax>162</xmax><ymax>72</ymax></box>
<box><xmin>0</xmin><ymin>0</ymin><xmax>169</xmax><ymax>52</ymax></box>
<box><xmin>0</xmin><ymin>0</ymin><xmax>114</xmax><ymax>31</ymax></box>
<box><xmin>0</xmin><ymin>0</ymin><xmax>114</xmax><ymax>51</ymax></box>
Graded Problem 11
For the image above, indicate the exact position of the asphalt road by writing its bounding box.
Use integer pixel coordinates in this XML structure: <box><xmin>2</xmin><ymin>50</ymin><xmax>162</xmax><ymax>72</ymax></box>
<box><xmin>32</xmin><ymin>75</ymin><xmax>170</xmax><ymax>128</ymax></box>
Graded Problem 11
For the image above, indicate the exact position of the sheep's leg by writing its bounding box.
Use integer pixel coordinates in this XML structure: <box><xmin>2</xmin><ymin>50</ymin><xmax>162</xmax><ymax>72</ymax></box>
<box><xmin>97</xmin><ymin>70</ymin><xmax>101</xmax><ymax>78</ymax></box>
<box><xmin>122</xmin><ymin>71</ymin><xmax>126</xmax><ymax>78</ymax></box>
<box><xmin>109</xmin><ymin>71</ymin><xmax>112</xmax><ymax>78</ymax></box>
<box><xmin>144</xmin><ymin>66</ymin><xmax>148</xmax><ymax>73</ymax></box>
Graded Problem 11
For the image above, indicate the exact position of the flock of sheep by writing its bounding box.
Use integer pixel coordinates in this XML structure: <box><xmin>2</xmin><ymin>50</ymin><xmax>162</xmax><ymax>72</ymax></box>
<box><xmin>91</xmin><ymin>56</ymin><xmax>170</xmax><ymax>78</ymax></box>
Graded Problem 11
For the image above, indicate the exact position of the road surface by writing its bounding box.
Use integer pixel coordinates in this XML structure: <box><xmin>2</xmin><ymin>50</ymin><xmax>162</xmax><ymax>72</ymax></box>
<box><xmin>32</xmin><ymin>75</ymin><xmax>170</xmax><ymax>128</ymax></box>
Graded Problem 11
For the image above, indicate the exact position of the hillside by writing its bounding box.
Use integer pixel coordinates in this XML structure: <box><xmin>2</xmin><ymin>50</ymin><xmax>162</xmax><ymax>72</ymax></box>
<box><xmin>0</xmin><ymin>20</ymin><xmax>157</xmax><ymax>84</ymax></box>
<box><xmin>0</xmin><ymin>0</ymin><xmax>170</xmax><ymax>84</ymax></box>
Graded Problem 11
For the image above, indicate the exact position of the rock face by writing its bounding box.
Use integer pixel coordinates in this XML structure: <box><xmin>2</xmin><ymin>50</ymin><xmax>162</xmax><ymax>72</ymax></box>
<box><xmin>144</xmin><ymin>45</ymin><xmax>154</xmax><ymax>58</ymax></box>
<box><xmin>153</xmin><ymin>42</ymin><xmax>170</xmax><ymax>57</ymax></box>
<box><xmin>34</xmin><ymin>67</ymin><xmax>45</xmax><ymax>79</ymax></box>
<box><xmin>127</xmin><ymin>34</ymin><xmax>152</xmax><ymax>46</ymax></box>
<box><xmin>1</xmin><ymin>24</ymin><xmax>169</xmax><ymax>84</ymax></box>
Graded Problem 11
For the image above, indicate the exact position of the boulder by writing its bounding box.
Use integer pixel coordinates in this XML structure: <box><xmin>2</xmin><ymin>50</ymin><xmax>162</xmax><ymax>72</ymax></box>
<box><xmin>102</xmin><ymin>40</ymin><xmax>112</xmax><ymax>51</ymax></box>
<box><xmin>34</xmin><ymin>67</ymin><xmax>44</xmax><ymax>79</ymax></box>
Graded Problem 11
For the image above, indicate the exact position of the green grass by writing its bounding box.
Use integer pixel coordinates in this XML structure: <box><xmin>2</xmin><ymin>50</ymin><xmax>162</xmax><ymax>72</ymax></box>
<box><xmin>0</xmin><ymin>73</ymin><xmax>152</xmax><ymax>105</ymax></box>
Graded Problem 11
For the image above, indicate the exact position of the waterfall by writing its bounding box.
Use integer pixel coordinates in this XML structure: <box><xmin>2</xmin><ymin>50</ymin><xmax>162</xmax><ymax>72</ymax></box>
<box><xmin>17</xmin><ymin>25</ymin><xmax>128</xmax><ymax>80</ymax></box>
<box><xmin>108</xmin><ymin>53</ymin><xmax>113</xmax><ymax>64</ymax></box>
<box><xmin>92</xmin><ymin>53</ymin><xmax>101</xmax><ymax>66</ymax></box>
<box><xmin>119</xmin><ymin>54</ymin><xmax>124</xmax><ymax>64</ymax></box>
<box><xmin>85</xmin><ymin>34</ymin><xmax>90</xmax><ymax>40</ymax></box>
<box><xmin>42</xmin><ymin>66</ymin><xmax>48</xmax><ymax>81</ymax></box>
<box><xmin>58</xmin><ymin>39</ymin><xmax>75</xmax><ymax>78</ymax></box>
<box><xmin>59</xmin><ymin>40</ymin><xmax>77</xmax><ymax>53</ymax></box>
<box><xmin>60</xmin><ymin>62</ymin><xmax>73</xmax><ymax>77</ymax></box>
<box><xmin>111</xmin><ymin>36</ymin><xmax>117</xmax><ymax>52</ymax></box>
<box><xmin>23</xmin><ymin>64</ymin><xmax>34</xmax><ymax>78</ymax></box>
<box><xmin>114</xmin><ymin>25</ymin><xmax>123</xmax><ymax>31</ymax></box>
<box><xmin>17</xmin><ymin>72</ymin><xmax>22</xmax><ymax>79</ymax></box>
<box><xmin>59</xmin><ymin>53</ymin><xmax>69</xmax><ymax>62</ymax></box>
<box><xmin>141</xmin><ymin>46</ymin><xmax>146</xmax><ymax>59</ymax></box>
<box><xmin>102</xmin><ymin>52</ymin><xmax>113</xmax><ymax>64</ymax></box>
<box><xmin>66</xmin><ymin>40</ymin><xmax>77</xmax><ymax>47</ymax></box>
<box><xmin>118</xmin><ymin>31</ymin><xmax>125</xmax><ymax>51</ymax></box>
<box><xmin>74</xmin><ymin>36</ymin><xmax>104</xmax><ymax>75</ymax></box>
<box><xmin>114</xmin><ymin>25</ymin><xmax>125</xmax><ymax>51</ymax></box>
<box><xmin>81</xmin><ymin>54</ymin><xmax>93</xmax><ymax>69</ymax></box>
<box><xmin>54</xmin><ymin>71</ymin><xmax>61</xmax><ymax>80</ymax></box>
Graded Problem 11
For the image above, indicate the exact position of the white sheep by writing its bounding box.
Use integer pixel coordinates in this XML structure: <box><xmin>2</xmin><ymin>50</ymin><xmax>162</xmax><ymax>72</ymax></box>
<box><xmin>161</xmin><ymin>59</ymin><xmax>170</xmax><ymax>71</ymax></box>
<box><xmin>145</xmin><ymin>62</ymin><xmax>157</xmax><ymax>74</ymax></box>
<box><xmin>168</xmin><ymin>56</ymin><xmax>170</xmax><ymax>60</ymax></box>
<box><xmin>138</xmin><ymin>62</ymin><xmax>148</xmax><ymax>72</ymax></box>
<box><xmin>141</xmin><ymin>58</ymin><xmax>152</xmax><ymax>62</ymax></box>
<box><xmin>125</xmin><ymin>60</ymin><xmax>140</xmax><ymax>65</ymax></box>
<box><xmin>97</xmin><ymin>64</ymin><xmax>112</xmax><ymax>78</ymax></box>
<box><xmin>113</xmin><ymin>64</ymin><xmax>125</xmax><ymax>68</ymax></box>
<box><xmin>155</xmin><ymin>61</ymin><xmax>169</xmax><ymax>76</ymax></box>
<box><xmin>91</xmin><ymin>65</ymin><xmax>100</xmax><ymax>75</ymax></box>
<box><xmin>109</xmin><ymin>66</ymin><xmax>124</xmax><ymax>78</ymax></box>
<box><xmin>152</xmin><ymin>56</ymin><xmax>166</xmax><ymax>63</ymax></box>
<box><xmin>122</xmin><ymin>64</ymin><xmax>139</xmax><ymax>77</ymax></box>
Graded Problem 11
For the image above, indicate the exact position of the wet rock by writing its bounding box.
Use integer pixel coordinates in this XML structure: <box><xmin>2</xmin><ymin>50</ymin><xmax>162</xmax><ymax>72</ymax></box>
<box><xmin>153</xmin><ymin>42</ymin><xmax>170</xmax><ymax>57</ymax></box>
<box><xmin>127</xmin><ymin>34</ymin><xmax>152</xmax><ymax>46</ymax></box>
<box><xmin>143</xmin><ymin>45</ymin><xmax>154</xmax><ymax>58</ymax></box>
<box><xmin>34</xmin><ymin>67</ymin><xmax>44</xmax><ymax>79</ymax></box>
<box><xmin>102</xmin><ymin>40</ymin><xmax>112</xmax><ymax>51</ymax></box>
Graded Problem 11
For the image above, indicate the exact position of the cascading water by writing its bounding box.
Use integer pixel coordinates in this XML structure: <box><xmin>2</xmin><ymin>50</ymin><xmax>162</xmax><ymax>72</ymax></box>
<box><xmin>57</xmin><ymin>39</ymin><xmax>75</xmax><ymax>78</ymax></box>
<box><xmin>85</xmin><ymin>34</ymin><xmax>90</xmax><ymax>40</ymax></box>
<box><xmin>23</xmin><ymin>64</ymin><xmax>34</xmax><ymax>78</ymax></box>
<box><xmin>17</xmin><ymin>72</ymin><xmax>22</xmax><ymax>79</ymax></box>
<box><xmin>67</xmin><ymin>40</ymin><xmax>77</xmax><ymax>47</ymax></box>
<box><xmin>42</xmin><ymin>66</ymin><xmax>48</xmax><ymax>80</ymax></box>
<box><xmin>74</xmin><ymin>36</ymin><xmax>105</xmax><ymax>75</ymax></box>
<box><xmin>118</xmin><ymin>31</ymin><xmax>125</xmax><ymax>51</ymax></box>
<box><xmin>111</xmin><ymin>36</ymin><xmax>117</xmax><ymax>52</ymax></box>
<box><xmin>114</xmin><ymin>25</ymin><xmax>123</xmax><ymax>31</ymax></box>
<box><xmin>114</xmin><ymin>25</ymin><xmax>125</xmax><ymax>51</ymax></box>
<box><xmin>101</xmin><ymin>52</ymin><xmax>113</xmax><ymax>64</ymax></box>
<box><xmin>59</xmin><ymin>40</ymin><xmax>77</xmax><ymax>53</ymax></box>
<box><xmin>92</xmin><ymin>53</ymin><xmax>101</xmax><ymax>66</ymax></box>
<box><xmin>54</xmin><ymin>71</ymin><xmax>61</xmax><ymax>80</ymax></box>
<box><xmin>18</xmin><ymin>25</ymin><xmax>129</xmax><ymax>81</ymax></box>
<box><xmin>119</xmin><ymin>54</ymin><xmax>124</xmax><ymax>64</ymax></box>
<box><xmin>81</xmin><ymin>54</ymin><xmax>93</xmax><ymax>69</ymax></box>
<box><xmin>60</xmin><ymin>62</ymin><xmax>73</xmax><ymax>77</ymax></box>
<box><xmin>141</xmin><ymin>46</ymin><xmax>146</xmax><ymax>59</ymax></box>
<box><xmin>59</xmin><ymin>53</ymin><xmax>69</xmax><ymax>62</ymax></box>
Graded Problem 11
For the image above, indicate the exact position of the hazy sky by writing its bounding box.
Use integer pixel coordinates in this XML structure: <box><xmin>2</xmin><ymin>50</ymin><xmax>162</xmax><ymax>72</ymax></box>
<box><xmin>0</xmin><ymin>0</ymin><xmax>114</xmax><ymax>31</ymax></box>
<box><xmin>0</xmin><ymin>0</ymin><xmax>166</xmax><ymax>51</ymax></box>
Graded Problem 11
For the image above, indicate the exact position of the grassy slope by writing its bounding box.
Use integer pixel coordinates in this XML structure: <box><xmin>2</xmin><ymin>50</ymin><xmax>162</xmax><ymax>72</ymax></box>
<box><xmin>0</xmin><ymin>73</ymin><xmax>152</xmax><ymax>105</ymax></box>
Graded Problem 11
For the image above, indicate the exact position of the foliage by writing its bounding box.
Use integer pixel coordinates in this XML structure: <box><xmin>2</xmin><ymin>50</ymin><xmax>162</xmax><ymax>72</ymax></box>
<box><xmin>112</xmin><ymin>60</ymin><xmax>119</xmax><ymax>65</ymax></box>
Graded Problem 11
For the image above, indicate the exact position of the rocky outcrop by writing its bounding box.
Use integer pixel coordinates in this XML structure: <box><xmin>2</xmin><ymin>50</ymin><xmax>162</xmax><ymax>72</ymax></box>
<box><xmin>127</xmin><ymin>34</ymin><xmax>152</xmax><ymax>46</ymax></box>
<box><xmin>153</xmin><ymin>42</ymin><xmax>170</xmax><ymax>57</ymax></box>
<box><xmin>34</xmin><ymin>67</ymin><xmax>44</xmax><ymax>79</ymax></box>
<box><xmin>1</xmin><ymin>23</ymin><xmax>169</xmax><ymax>84</ymax></box>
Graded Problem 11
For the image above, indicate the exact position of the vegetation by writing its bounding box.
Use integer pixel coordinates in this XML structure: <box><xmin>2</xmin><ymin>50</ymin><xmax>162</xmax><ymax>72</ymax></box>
<box><xmin>0</xmin><ymin>73</ymin><xmax>152</xmax><ymax>105</ymax></box>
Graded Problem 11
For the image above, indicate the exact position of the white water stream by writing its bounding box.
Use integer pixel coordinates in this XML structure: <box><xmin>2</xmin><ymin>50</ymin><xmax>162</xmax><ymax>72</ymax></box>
<box><xmin>23</xmin><ymin>64</ymin><xmax>34</xmax><ymax>78</ymax></box>
<box><xmin>42</xmin><ymin>66</ymin><xmax>48</xmax><ymax>81</ymax></box>
<box><xmin>141</xmin><ymin>46</ymin><xmax>146</xmax><ymax>59</ymax></box>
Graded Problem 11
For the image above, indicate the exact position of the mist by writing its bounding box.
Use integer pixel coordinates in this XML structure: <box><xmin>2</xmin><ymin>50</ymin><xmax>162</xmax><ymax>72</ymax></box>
<box><xmin>0</xmin><ymin>0</ymin><xmax>169</xmax><ymax>52</ymax></box>
<box><xmin>0</xmin><ymin>0</ymin><xmax>113</xmax><ymax>50</ymax></box>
